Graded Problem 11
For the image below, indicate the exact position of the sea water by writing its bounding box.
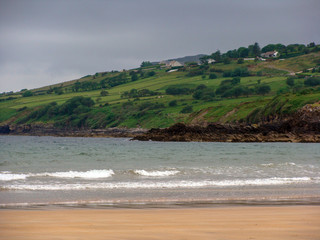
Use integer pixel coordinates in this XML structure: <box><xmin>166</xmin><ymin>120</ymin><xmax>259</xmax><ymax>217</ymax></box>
<box><xmin>1</xmin><ymin>136</ymin><xmax>319</xmax><ymax>208</ymax></box>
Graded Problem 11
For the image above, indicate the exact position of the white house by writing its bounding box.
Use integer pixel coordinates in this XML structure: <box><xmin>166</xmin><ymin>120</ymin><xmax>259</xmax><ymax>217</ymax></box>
<box><xmin>166</xmin><ymin>60</ymin><xmax>183</xmax><ymax>68</ymax></box>
<box><xmin>207</xmin><ymin>58</ymin><xmax>216</xmax><ymax>64</ymax></box>
<box><xmin>261</xmin><ymin>51</ymin><xmax>279</xmax><ymax>58</ymax></box>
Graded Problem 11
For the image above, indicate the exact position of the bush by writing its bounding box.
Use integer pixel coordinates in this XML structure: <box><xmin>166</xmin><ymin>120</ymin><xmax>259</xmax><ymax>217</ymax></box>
<box><xmin>187</xmin><ymin>69</ymin><xmax>204</xmax><ymax>77</ymax></box>
<box><xmin>209</xmin><ymin>73</ymin><xmax>217</xmax><ymax>79</ymax></box>
<box><xmin>148</xmin><ymin>71</ymin><xmax>156</xmax><ymax>77</ymax></box>
<box><xmin>59</xmin><ymin>96</ymin><xmax>94</xmax><ymax>115</ymax></box>
<box><xmin>223</xmin><ymin>58</ymin><xmax>231</xmax><ymax>64</ymax></box>
<box><xmin>237</xmin><ymin>58</ymin><xmax>244</xmax><ymax>64</ymax></box>
<box><xmin>131</xmin><ymin>74</ymin><xmax>138</xmax><ymax>81</ymax></box>
<box><xmin>232</xmin><ymin>77</ymin><xmax>241</xmax><ymax>85</ymax></box>
<box><xmin>180</xmin><ymin>105</ymin><xmax>193</xmax><ymax>113</ymax></box>
<box><xmin>223</xmin><ymin>70</ymin><xmax>232</xmax><ymax>77</ymax></box>
<box><xmin>232</xmin><ymin>67</ymin><xmax>249</xmax><ymax>77</ymax></box>
<box><xmin>256</xmin><ymin>85</ymin><xmax>271</xmax><ymax>95</ymax></box>
<box><xmin>100</xmin><ymin>90</ymin><xmax>109</xmax><ymax>96</ymax></box>
<box><xmin>257</xmin><ymin>71</ymin><xmax>263</xmax><ymax>76</ymax></box>
<box><xmin>193</xmin><ymin>88</ymin><xmax>215</xmax><ymax>100</ymax></box>
<box><xmin>216</xmin><ymin>85</ymin><xmax>231</xmax><ymax>95</ymax></box>
<box><xmin>221</xmin><ymin>86</ymin><xmax>251</xmax><ymax>98</ymax></box>
<box><xmin>168</xmin><ymin>100</ymin><xmax>178</xmax><ymax>107</ymax></box>
<box><xmin>286</xmin><ymin>77</ymin><xmax>295</xmax><ymax>87</ymax></box>
<box><xmin>166</xmin><ymin>87</ymin><xmax>191</xmax><ymax>95</ymax></box>
<box><xmin>122</xmin><ymin>88</ymin><xmax>159</xmax><ymax>98</ymax></box>
<box><xmin>22</xmin><ymin>90</ymin><xmax>33</xmax><ymax>97</ymax></box>
<box><xmin>304</xmin><ymin>77</ymin><xmax>320</xmax><ymax>87</ymax></box>
<box><xmin>196</xmin><ymin>84</ymin><xmax>207</xmax><ymax>90</ymax></box>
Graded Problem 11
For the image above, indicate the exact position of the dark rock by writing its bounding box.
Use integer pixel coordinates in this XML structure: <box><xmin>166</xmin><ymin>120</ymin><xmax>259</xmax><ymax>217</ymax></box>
<box><xmin>0</xmin><ymin>125</ymin><xmax>10</xmax><ymax>134</ymax></box>
<box><xmin>132</xmin><ymin>104</ymin><xmax>320</xmax><ymax>143</ymax></box>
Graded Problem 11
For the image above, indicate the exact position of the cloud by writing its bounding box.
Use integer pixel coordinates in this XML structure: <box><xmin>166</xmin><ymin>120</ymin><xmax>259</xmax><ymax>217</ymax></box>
<box><xmin>0</xmin><ymin>0</ymin><xmax>319</xmax><ymax>92</ymax></box>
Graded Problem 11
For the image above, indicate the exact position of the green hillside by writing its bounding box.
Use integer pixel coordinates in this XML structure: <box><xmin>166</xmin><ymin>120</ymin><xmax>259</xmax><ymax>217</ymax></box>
<box><xmin>1</xmin><ymin>43</ymin><xmax>320</xmax><ymax>129</ymax></box>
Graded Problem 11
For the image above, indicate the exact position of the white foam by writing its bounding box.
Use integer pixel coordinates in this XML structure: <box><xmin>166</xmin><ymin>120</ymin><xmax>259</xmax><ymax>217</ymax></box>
<box><xmin>0</xmin><ymin>169</ymin><xmax>114</xmax><ymax>181</ymax></box>
<box><xmin>261</xmin><ymin>163</ymin><xmax>274</xmax><ymax>167</ymax></box>
<box><xmin>38</xmin><ymin>169</ymin><xmax>114</xmax><ymax>179</ymax></box>
<box><xmin>3</xmin><ymin>177</ymin><xmax>319</xmax><ymax>191</ymax></box>
<box><xmin>0</xmin><ymin>172</ymin><xmax>28</xmax><ymax>181</ymax></box>
<box><xmin>134</xmin><ymin>170</ymin><xmax>180</xmax><ymax>177</ymax></box>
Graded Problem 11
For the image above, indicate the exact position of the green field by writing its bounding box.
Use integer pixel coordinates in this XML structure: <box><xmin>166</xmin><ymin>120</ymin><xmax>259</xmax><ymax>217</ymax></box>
<box><xmin>1</xmin><ymin>51</ymin><xmax>320</xmax><ymax>129</ymax></box>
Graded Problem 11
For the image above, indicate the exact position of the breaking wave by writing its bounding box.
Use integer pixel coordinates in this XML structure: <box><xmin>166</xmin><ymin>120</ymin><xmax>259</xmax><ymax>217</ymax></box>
<box><xmin>134</xmin><ymin>170</ymin><xmax>180</xmax><ymax>177</ymax></box>
<box><xmin>0</xmin><ymin>169</ymin><xmax>114</xmax><ymax>181</ymax></box>
<box><xmin>2</xmin><ymin>177</ymin><xmax>318</xmax><ymax>191</ymax></box>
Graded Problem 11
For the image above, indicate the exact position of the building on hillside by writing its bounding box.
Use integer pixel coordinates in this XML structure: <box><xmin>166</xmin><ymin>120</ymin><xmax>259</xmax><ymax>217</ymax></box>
<box><xmin>261</xmin><ymin>51</ymin><xmax>279</xmax><ymax>58</ymax></box>
<box><xmin>207</xmin><ymin>58</ymin><xmax>216</xmax><ymax>64</ymax></box>
<box><xmin>166</xmin><ymin>60</ymin><xmax>183</xmax><ymax>67</ymax></box>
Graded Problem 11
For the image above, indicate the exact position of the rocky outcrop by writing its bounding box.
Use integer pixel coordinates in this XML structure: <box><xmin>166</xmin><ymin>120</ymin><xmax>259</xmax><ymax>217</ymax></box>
<box><xmin>133</xmin><ymin>103</ymin><xmax>320</xmax><ymax>143</ymax></box>
<box><xmin>0</xmin><ymin>123</ymin><xmax>147</xmax><ymax>138</ymax></box>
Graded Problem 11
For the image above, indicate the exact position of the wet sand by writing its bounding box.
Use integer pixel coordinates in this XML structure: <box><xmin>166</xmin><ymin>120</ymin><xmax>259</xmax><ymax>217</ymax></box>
<box><xmin>1</xmin><ymin>206</ymin><xmax>319</xmax><ymax>240</ymax></box>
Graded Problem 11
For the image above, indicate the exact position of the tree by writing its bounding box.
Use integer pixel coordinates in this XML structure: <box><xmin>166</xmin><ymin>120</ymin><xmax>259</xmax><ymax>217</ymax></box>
<box><xmin>140</xmin><ymin>61</ymin><xmax>153</xmax><ymax>68</ymax></box>
<box><xmin>53</xmin><ymin>87</ymin><xmax>63</xmax><ymax>95</ymax></box>
<box><xmin>307</xmin><ymin>42</ymin><xmax>315</xmax><ymax>48</ymax></box>
<box><xmin>256</xmin><ymin>85</ymin><xmax>271</xmax><ymax>95</ymax></box>
<box><xmin>100</xmin><ymin>90</ymin><xmax>109</xmax><ymax>96</ymax></box>
<box><xmin>232</xmin><ymin>67</ymin><xmax>249</xmax><ymax>77</ymax></box>
<box><xmin>211</xmin><ymin>50</ymin><xmax>221</xmax><ymax>62</ymax></box>
<box><xmin>168</xmin><ymin>100</ymin><xmax>177</xmax><ymax>107</ymax></box>
<box><xmin>238</xmin><ymin>47</ymin><xmax>249</xmax><ymax>58</ymax></box>
<box><xmin>252</xmin><ymin>42</ymin><xmax>261</xmax><ymax>57</ymax></box>
<box><xmin>166</xmin><ymin>87</ymin><xmax>191</xmax><ymax>95</ymax></box>
<box><xmin>223</xmin><ymin>57</ymin><xmax>231</xmax><ymax>64</ymax></box>
<box><xmin>286</xmin><ymin>77</ymin><xmax>295</xmax><ymax>87</ymax></box>
<box><xmin>193</xmin><ymin>88</ymin><xmax>215</xmax><ymax>100</ymax></box>
<box><xmin>232</xmin><ymin>77</ymin><xmax>241</xmax><ymax>85</ymax></box>
<box><xmin>131</xmin><ymin>73</ymin><xmax>138</xmax><ymax>81</ymax></box>
<box><xmin>148</xmin><ymin>71</ymin><xmax>156</xmax><ymax>77</ymax></box>
<box><xmin>180</xmin><ymin>105</ymin><xmax>193</xmax><ymax>113</ymax></box>
<box><xmin>237</xmin><ymin>58</ymin><xmax>244</xmax><ymax>64</ymax></box>
<box><xmin>209</xmin><ymin>73</ymin><xmax>217</xmax><ymax>79</ymax></box>
<box><xmin>100</xmin><ymin>79</ymin><xmax>107</xmax><ymax>88</ymax></box>
<box><xmin>22</xmin><ymin>90</ymin><xmax>33</xmax><ymax>97</ymax></box>
<box><xmin>304</xmin><ymin>77</ymin><xmax>320</xmax><ymax>86</ymax></box>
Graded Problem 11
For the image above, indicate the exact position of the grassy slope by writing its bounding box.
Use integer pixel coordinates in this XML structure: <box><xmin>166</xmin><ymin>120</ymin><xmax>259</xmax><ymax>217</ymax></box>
<box><xmin>1</xmin><ymin>53</ymin><xmax>320</xmax><ymax>128</ymax></box>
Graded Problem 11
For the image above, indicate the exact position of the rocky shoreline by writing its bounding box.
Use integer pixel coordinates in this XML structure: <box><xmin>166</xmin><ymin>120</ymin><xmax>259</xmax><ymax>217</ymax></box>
<box><xmin>133</xmin><ymin>103</ymin><xmax>320</xmax><ymax>143</ymax></box>
<box><xmin>0</xmin><ymin>123</ymin><xmax>147</xmax><ymax>138</ymax></box>
<box><xmin>132</xmin><ymin>122</ymin><xmax>320</xmax><ymax>142</ymax></box>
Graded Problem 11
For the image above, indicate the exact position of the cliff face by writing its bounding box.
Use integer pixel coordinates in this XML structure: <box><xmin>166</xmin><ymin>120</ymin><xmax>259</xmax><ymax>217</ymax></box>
<box><xmin>133</xmin><ymin>103</ymin><xmax>320</xmax><ymax>142</ymax></box>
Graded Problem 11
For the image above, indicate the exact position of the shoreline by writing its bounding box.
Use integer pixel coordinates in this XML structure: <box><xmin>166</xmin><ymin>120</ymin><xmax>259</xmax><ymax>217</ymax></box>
<box><xmin>1</xmin><ymin>206</ymin><xmax>319</xmax><ymax>240</ymax></box>
<box><xmin>2</xmin><ymin>196</ymin><xmax>320</xmax><ymax>210</ymax></box>
<box><xmin>1</xmin><ymin>123</ymin><xmax>320</xmax><ymax>142</ymax></box>
<box><xmin>0</xmin><ymin>124</ymin><xmax>147</xmax><ymax>138</ymax></box>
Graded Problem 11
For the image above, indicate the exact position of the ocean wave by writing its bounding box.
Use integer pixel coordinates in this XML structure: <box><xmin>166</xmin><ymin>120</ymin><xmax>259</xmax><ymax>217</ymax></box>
<box><xmin>2</xmin><ymin>177</ymin><xmax>319</xmax><ymax>190</ymax></box>
<box><xmin>0</xmin><ymin>172</ymin><xmax>29</xmax><ymax>181</ymax></box>
<box><xmin>0</xmin><ymin>169</ymin><xmax>114</xmax><ymax>181</ymax></box>
<box><xmin>261</xmin><ymin>163</ymin><xmax>275</xmax><ymax>167</ymax></box>
<box><xmin>38</xmin><ymin>169</ymin><xmax>114</xmax><ymax>179</ymax></box>
<box><xmin>134</xmin><ymin>170</ymin><xmax>180</xmax><ymax>177</ymax></box>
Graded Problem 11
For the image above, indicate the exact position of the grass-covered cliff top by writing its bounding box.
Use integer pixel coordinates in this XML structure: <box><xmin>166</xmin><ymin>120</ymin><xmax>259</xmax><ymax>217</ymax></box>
<box><xmin>1</xmin><ymin>44</ymin><xmax>320</xmax><ymax>129</ymax></box>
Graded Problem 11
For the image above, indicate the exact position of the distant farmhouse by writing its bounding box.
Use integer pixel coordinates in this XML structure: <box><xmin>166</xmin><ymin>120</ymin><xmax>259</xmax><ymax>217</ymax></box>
<box><xmin>261</xmin><ymin>50</ymin><xmax>279</xmax><ymax>58</ymax></box>
<box><xmin>160</xmin><ymin>60</ymin><xmax>183</xmax><ymax>68</ymax></box>
<box><xmin>207</xmin><ymin>58</ymin><xmax>216</xmax><ymax>64</ymax></box>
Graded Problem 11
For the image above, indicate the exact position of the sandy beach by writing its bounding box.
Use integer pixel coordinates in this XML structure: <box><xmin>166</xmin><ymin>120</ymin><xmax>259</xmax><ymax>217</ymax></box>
<box><xmin>1</xmin><ymin>206</ymin><xmax>319</xmax><ymax>240</ymax></box>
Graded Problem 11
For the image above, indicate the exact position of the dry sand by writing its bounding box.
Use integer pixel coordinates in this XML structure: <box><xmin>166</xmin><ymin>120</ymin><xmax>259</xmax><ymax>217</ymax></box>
<box><xmin>1</xmin><ymin>206</ymin><xmax>319</xmax><ymax>240</ymax></box>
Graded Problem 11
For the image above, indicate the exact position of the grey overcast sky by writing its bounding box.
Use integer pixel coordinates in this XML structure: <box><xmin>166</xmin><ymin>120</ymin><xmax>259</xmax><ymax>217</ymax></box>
<box><xmin>0</xmin><ymin>0</ymin><xmax>319</xmax><ymax>92</ymax></box>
